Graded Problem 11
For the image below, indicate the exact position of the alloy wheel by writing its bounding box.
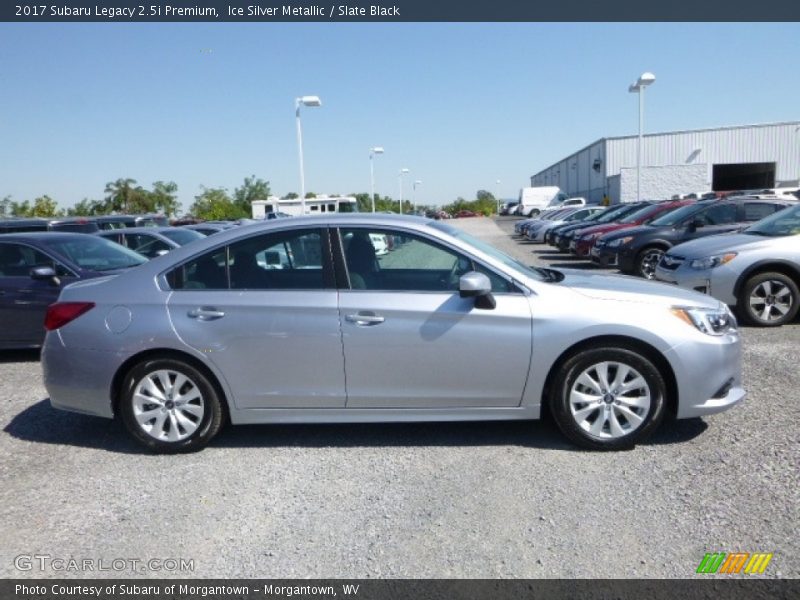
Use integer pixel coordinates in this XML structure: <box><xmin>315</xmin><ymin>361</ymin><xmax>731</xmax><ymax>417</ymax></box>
<box><xmin>132</xmin><ymin>369</ymin><xmax>205</xmax><ymax>442</ymax></box>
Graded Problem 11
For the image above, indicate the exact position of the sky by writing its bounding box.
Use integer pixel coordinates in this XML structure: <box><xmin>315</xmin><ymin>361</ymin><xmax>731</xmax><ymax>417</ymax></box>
<box><xmin>0</xmin><ymin>22</ymin><xmax>799</xmax><ymax>212</ymax></box>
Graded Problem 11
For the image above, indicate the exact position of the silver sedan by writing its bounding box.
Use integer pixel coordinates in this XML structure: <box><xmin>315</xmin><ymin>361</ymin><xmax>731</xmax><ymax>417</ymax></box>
<box><xmin>42</xmin><ymin>215</ymin><xmax>744</xmax><ymax>453</ymax></box>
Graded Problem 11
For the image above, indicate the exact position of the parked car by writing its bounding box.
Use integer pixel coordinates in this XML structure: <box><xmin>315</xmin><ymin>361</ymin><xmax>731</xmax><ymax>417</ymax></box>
<box><xmin>455</xmin><ymin>210</ymin><xmax>478</xmax><ymax>218</ymax></box>
<box><xmin>655</xmin><ymin>203</ymin><xmax>800</xmax><ymax>326</ymax></box>
<box><xmin>499</xmin><ymin>201</ymin><xmax>519</xmax><ymax>215</ymax></box>
<box><xmin>97</xmin><ymin>226</ymin><xmax>204</xmax><ymax>259</ymax></box>
<box><xmin>552</xmin><ymin>202</ymin><xmax>651</xmax><ymax>253</ymax></box>
<box><xmin>0</xmin><ymin>232</ymin><xmax>147</xmax><ymax>349</ymax></box>
<box><xmin>594</xmin><ymin>197</ymin><xmax>796</xmax><ymax>279</ymax></box>
<box><xmin>0</xmin><ymin>217</ymin><xmax>99</xmax><ymax>234</ymax></box>
<box><xmin>525</xmin><ymin>207</ymin><xmax>606</xmax><ymax>243</ymax></box>
<box><xmin>96</xmin><ymin>214</ymin><xmax>170</xmax><ymax>230</ymax></box>
<box><xmin>514</xmin><ymin>207</ymin><xmax>575</xmax><ymax>236</ymax></box>
<box><xmin>580</xmin><ymin>200</ymin><xmax>695</xmax><ymax>264</ymax></box>
<box><xmin>43</xmin><ymin>215</ymin><xmax>743</xmax><ymax>453</ymax></box>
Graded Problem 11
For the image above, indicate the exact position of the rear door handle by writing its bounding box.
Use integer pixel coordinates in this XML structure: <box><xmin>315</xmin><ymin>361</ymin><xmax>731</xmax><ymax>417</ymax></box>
<box><xmin>188</xmin><ymin>307</ymin><xmax>225</xmax><ymax>321</ymax></box>
<box><xmin>345</xmin><ymin>312</ymin><xmax>385</xmax><ymax>326</ymax></box>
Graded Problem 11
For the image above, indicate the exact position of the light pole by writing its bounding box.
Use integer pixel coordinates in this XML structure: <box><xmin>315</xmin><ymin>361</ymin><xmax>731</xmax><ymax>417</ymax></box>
<box><xmin>495</xmin><ymin>179</ymin><xmax>501</xmax><ymax>214</ymax></box>
<box><xmin>398</xmin><ymin>168</ymin><xmax>409</xmax><ymax>214</ymax></box>
<box><xmin>369</xmin><ymin>146</ymin><xmax>384</xmax><ymax>213</ymax></box>
<box><xmin>295</xmin><ymin>95</ymin><xmax>322</xmax><ymax>214</ymax></box>
<box><xmin>412</xmin><ymin>180</ymin><xmax>422</xmax><ymax>214</ymax></box>
<box><xmin>628</xmin><ymin>72</ymin><xmax>655</xmax><ymax>202</ymax></box>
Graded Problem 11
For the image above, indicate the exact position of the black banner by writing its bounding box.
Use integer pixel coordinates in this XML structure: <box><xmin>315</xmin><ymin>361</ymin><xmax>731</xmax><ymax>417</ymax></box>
<box><xmin>3</xmin><ymin>0</ymin><xmax>800</xmax><ymax>22</ymax></box>
<box><xmin>3</xmin><ymin>579</ymin><xmax>800</xmax><ymax>600</ymax></box>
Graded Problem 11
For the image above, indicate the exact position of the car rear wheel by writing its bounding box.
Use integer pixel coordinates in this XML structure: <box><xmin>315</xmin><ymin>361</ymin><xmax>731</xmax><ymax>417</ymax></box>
<box><xmin>120</xmin><ymin>357</ymin><xmax>225</xmax><ymax>453</ymax></box>
<box><xmin>528</xmin><ymin>209</ymin><xmax>540</xmax><ymax>218</ymax></box>
<box><xmin>550</xmin><ymin>347</ymin><xmax>667</xmax><ymax>450</ymax></box>
<box><xmin>636</xmin><ymin>246</ymin><xmax>665</xmax><ymax>279</ymax></box>
<box><xmin>738</xmin><ymin>272</ymin><xmax>799</xmax><ymax>327</ymax></box>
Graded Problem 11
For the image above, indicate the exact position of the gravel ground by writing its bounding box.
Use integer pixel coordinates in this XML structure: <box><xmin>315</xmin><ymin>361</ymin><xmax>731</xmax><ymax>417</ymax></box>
<box><xmin>1</xmin><ymin>215</ymin><xmax>798</xmax><ymax>579</ymax></box>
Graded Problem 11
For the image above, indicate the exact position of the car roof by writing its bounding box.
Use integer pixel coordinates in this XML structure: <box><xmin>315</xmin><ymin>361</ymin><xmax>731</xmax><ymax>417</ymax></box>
<box><xmin>97</xmin><ymin>226</ymin><xmax>175</xmax><ymax>234</ymax></box>
<box><xmin>0</xmin><ymin>231</ymin><xmax>100</xmax><ymax>242</ymax></box>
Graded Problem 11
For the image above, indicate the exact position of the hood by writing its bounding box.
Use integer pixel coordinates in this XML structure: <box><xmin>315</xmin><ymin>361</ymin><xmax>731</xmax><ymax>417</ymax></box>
<box><xmin>664</xmin><ymin>232</ymin><xmax>783</xmax><ymax>258</ymax></box>
<box><xmin>577</xmin><ymin>222</ymin><xmax>633</xmax><ymax>237</ymax></box>
<box><xmin>557</xmin><ymin>269</ymin><xmax>720</xmax><ymax>309</ymax></box>
<box><xmin>601</xmin><ymin>224</ymin><xmax>660</xmax><ymax>241</ymax></box>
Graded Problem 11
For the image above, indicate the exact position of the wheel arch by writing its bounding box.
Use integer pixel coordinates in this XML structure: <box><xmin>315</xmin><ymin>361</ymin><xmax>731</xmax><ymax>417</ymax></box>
<box><xmin>541</xmin><ymin>334</ymin><xmax>679</xmax><ymax>417</ymax></box>
<box><xmin>110</xmin><ymin>348</ymin><xmax>231</xmax><ymax>421</ymax></box>
<box><xmin>732</xmin><ymin>260</ymin><xmax>800</xmax><ymax>300</ymax></box>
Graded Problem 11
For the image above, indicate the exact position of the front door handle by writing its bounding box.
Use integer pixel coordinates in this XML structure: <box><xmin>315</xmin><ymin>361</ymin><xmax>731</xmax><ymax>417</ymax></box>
<box><xmin>345</xmin><ymin>312</ymin><xmax>385</xmax><ymax>326</ymax></box>
<box><xmin>188</xmin><ymin>307</ymin><xmax>225</xmax><ymax>321</ymax></box>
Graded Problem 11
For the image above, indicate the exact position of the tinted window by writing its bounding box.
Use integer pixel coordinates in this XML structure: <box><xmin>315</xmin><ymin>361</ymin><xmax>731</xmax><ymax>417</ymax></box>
<box><xmin>0</xmin><ymin>243</ymin><xmax>71</xmax><ymax>277</ymax></box>
<box><xmin>694</xmin><ymin>203</ymin><xmax>737</xmax><ymax>225</ymax></box>
<box><xmin>124</xmin><ymin>234</ymin><xmax>171</xmax><ymax>258</ymax></box>
<box><xmin>342</xmin><ymin>228</ymin><xmax>512</xmax><ymax>293</ymax></box>
<box><xmin>743</xmin><ymin>202</ymin><xmax>778</xmax><ymax>222</ymax></box>
<box><xmin>44</xmin><ymin>237</ymin><xmax>146</xmax><ymax>272</ymax></box>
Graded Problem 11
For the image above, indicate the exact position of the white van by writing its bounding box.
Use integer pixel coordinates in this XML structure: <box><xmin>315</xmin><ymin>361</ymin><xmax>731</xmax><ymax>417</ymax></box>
<box><xmin>517</xmin><ymin>187</ymin><xmax>569</xmax><ymax>217</ymax></box>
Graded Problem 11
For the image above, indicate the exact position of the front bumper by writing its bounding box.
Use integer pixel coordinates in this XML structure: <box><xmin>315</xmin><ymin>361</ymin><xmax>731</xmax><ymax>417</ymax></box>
<box><xmin>590</xmin><ymin>245</ymin><xmax>618</xmax><ymax>267</ymax></box>
<box><xmin>666</xmin><ymin>331</ymin><xmax>745</xmax><ymax>419</ymax></box>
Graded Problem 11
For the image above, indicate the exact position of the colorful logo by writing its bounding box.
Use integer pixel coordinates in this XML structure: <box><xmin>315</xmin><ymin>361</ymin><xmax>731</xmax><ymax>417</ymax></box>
<box><xmin>696</xmin><ymin>552</ymin><xmax>773</xmax><ymax>574</ymax></box>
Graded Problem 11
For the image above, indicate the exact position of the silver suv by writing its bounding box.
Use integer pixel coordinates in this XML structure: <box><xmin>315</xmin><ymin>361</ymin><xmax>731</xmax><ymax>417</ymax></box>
<box><xmin>655</xmin><ymin>204</ymin><xmax>800</xmax><ymax>326</ymax></box>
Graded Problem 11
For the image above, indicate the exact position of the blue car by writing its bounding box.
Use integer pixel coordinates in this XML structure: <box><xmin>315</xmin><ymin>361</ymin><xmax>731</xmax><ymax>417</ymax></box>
<box><xmin>0</xmin><ymin>232</ymin><xmax>146</xmax><ymax>349</ymax></box>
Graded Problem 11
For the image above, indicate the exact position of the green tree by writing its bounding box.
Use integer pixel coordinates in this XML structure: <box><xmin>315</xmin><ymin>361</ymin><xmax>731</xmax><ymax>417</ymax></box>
<box><xmin>233</xmin><ymin>176</ymin><xmax>270</xmax><ymax>217</ymax></box>
<box><xmin>284</xmin><ymin>192</ymin><xmax>299</xmax><ymax>199</ymax></box>
<box><xmin>103</xmin><ymin>178</ymin><xmax>138</xmax><ymax>213</ymax></box>
<box><xmin>190</xmin><ymin>187</ymin><xmax>245</xmax><ymax>221</ymax></box>
<box><xmin>304</xmin><ymin>192</ymin><xmax>317</xmax><ymax>199</ymax></box>
<box><xmin>67</xmin><ymin>198</ymin><xmax>106</xmax><ymax>216</ymax></box>
<box><xmin>31</xmin><ymin>195</ymin><xmax>61</xmax><ymax>217</ymax></box>
<box><xmin>10</xmin><ymin>200</ymin><xmax>32</xmax><ymax>216</ymax></box>
<box><xmin>150</xmin><ymin>181</ymin><xmax>180</xmax><ymax>216</ymax></box>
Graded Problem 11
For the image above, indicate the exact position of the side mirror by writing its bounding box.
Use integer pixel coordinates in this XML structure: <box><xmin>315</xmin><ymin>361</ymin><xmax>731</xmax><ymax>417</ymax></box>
<box><xmin>459</xmin><ymin>271</ymin><xmax>496</xmax><ymax>310</ymax></box>
<box><xmin>687</xmin><ymin>218</ymin><xmax>705</xmax><ymax>232</ymax></box>
<box><xmin>30</xmin><ymin>266</ymin><xmax>60</xmax><ymax>286</ymax></box>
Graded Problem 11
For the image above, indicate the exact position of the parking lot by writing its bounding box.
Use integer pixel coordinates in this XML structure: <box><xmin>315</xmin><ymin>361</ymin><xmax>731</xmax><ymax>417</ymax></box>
<box><xmin>1</xmin><ymin>215</ymin><xmax>798</xmax><ymax>579</ymax></box>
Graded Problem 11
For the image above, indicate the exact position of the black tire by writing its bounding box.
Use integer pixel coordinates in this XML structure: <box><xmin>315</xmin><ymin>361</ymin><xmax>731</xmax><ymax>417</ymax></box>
<box><xmin>528</xmin><ymin>208</ymin><xmax>540</xmax><ymax>218</ymax></box>
<box><xmin>549</xmin><ymin>346</ymin><xmax>667</xmax><ymax>450</ymax></box>
<box><xmin>738</xmin><ymin>272</ymin><xmax>800</xmax><ymax>327</ymax></box>
<box><xmin>120</xmin><ymin>357</ymin><xmax>225</xmax><ymax>453</ymax></box>
<box><xmin>635</xmin><ymin>246</ymin><xmax>666</xmax><ymax>279</ymax></box>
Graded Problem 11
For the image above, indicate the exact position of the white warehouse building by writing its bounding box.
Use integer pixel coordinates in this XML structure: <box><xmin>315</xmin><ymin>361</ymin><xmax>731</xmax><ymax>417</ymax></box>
<box><xmin>530</xmin><ymin>121</ymin><xmax>800</xmax><ymax>204</ymax></box>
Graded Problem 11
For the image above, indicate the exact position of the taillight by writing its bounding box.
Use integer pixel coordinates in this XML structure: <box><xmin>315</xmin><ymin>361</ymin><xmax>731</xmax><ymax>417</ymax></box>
<box><xmin>44</xmin><ymin>302</ymin><xmax>95</xmax><ymax>331</ymax></box>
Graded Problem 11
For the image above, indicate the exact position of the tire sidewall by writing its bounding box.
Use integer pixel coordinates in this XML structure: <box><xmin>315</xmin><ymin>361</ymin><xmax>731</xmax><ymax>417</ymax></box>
<box><xmin>740</xmin><ymin>272</ymin><xmax>800</xmax><ymax>327</ymax></box>
<box><xmin>120</xmin><ymin>358</ymin><xmax>223</xmax><ymax>453</ymax></box>
<box><xmin>550</xmin><ymin>347</ymin><xmax>667</xmax><ymax>450</ymax></box>
<box><xmin>637</xmin><ymin>247</ymin><xmax>665</xmax><ymax>279</ymax></box>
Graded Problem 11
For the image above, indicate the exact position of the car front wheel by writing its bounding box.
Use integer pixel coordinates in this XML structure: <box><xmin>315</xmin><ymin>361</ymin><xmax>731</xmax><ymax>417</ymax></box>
<box><xmin>738</xmin><ymin>272</ymin><xmax>799</xmax><ymax>327</ymax></box>
<box><xmin>636</xmin><ymin>246</ymin><xmax>665</xmax><ymax>279</ymax></box>
<box><xmin>550</xmin><ymin>347</ymin><xmax>667</xmax><ymax>450</ymax></box>
<box><xmin>120</xmin><ymin>357</ymin><xmax>225</xmax><ymax>453</ymax></box>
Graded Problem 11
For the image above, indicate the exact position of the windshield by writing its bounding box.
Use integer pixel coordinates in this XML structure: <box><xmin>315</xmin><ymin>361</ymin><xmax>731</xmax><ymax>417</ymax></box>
<box><xmin>429</xmin><ymin>222</ymin><xmax>545</xmax><ymax>281</ymax></box>
<box><xmin>618</xmin><ymin>204</ymin><xmax>663</xmax><ymax>224</ymax></box>
<box><xmin>593</xmin><ymin>203</ymin><xmax>641</xmax><ymax>224</ymax></box>
<box><xmin>160</xmin><ymin>228</ymin><xmax>205</xmax><ymax>245</ymax></box>
<box><xmin>743</xmin><ymin>204</ymin><xmax>800</xmax><ymax>236</ymax></box>
<box><xmin>649</xmin><ymin>203</ymin><xmax>706</xmax><ymax>227</ymax></box>
<box><xmin>45</xmin><ymin>236</ymin><xmax>147</xmax><ymax>271</ymax></box>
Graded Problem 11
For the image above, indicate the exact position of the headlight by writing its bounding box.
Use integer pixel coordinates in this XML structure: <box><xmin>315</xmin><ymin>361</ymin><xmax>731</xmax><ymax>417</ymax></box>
<box><xmin>670</xmin><ymin>305</ymin><xmax>737</xmax><ymax>336</ymax></box>
<box><xmin>689</xmin><ymin>253</ymin><xmax>737</xmax><ymax>270</ymax></box>
<box><xmin>608</xmin><ymin>236</ymin><xmax>633</xmax><ymax>248</ymax></box>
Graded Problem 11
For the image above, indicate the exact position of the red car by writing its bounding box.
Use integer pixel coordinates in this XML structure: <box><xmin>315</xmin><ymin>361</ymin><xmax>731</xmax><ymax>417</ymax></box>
<box><xmin>572</xmin><ymin>200</ymin><xmax>695</xmax><ymax>258</ymax></box>
<box><xmin>455</xmin><ymin>210</ymin><xmax>478</xmax><ymax>218</ymax></box>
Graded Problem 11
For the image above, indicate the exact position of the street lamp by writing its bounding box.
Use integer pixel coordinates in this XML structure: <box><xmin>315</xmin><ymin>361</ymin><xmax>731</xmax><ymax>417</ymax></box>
<box><xmin>412</xmin><ymin>180</ymin><xmax>422</xmax><ymax>214</ymax></box>
<box><xmin>369</xmin><ymin>146</ymin><xmax>384</xmax><ymax>213</ymax></box>
<box><xmin>295</xmin><ymin>95</ymin><xmax>322</xmax><ymax>214</ymax></box>
<box><xmin>628</xmin><ymin>72</ymin><xmax>655</xmax><ymax>202</ymax></box>
<box><xmin>398</xmin><ymin>168</ymin><xmax>410</xmax><ymax>214</ymax></box>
